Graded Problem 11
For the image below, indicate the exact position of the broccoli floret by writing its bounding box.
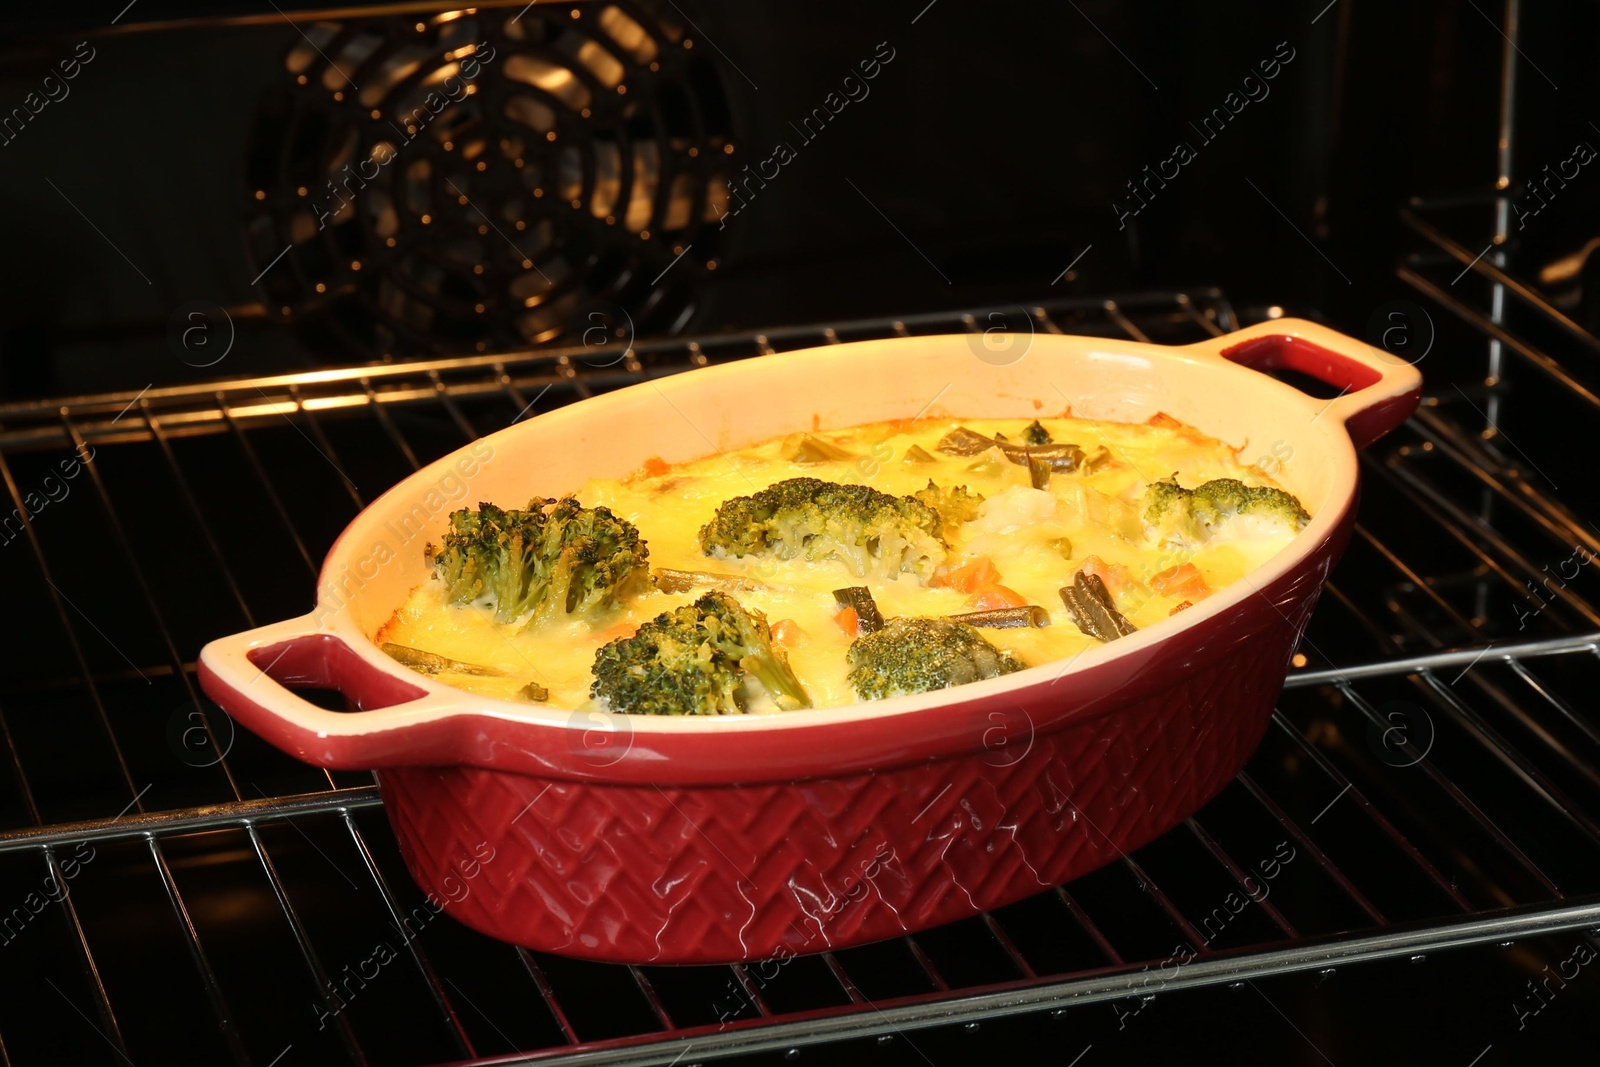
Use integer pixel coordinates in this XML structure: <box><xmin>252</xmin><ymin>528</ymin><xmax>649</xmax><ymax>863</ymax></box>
<box><xmin>590</xmin><ymin>592</ymin><xmax>810</xmax><ymax>714</ymax></box>
<box><xmin>431</xmin><ymin>498</ymin><xmax>650</xmax><ymax>626</ymax></box>
<box><xmin>431</xmin><ymin>502</ymin><xmax>542</xmax><ymax>617</ymax></box>
<box><xmin>1143</xmin><ymin>476</ymin><xmax>1310</xmax><ymax>546</ymax></box>
<box><xmin>1021</xmin><ymin>420</ymin><xmax>1052</xmax><ymax>446</ymax></box>
<box><xmin>847</xmin><ymin>617</ymin><xmax>1026</xmax><ymax>700</ymax></box>
<box><xmin>913</xmin><ymin>481</ymin><xmax>985</xmax><ymax>527</ymax></box>
<box><xmin>699</xmin><ymin>477</ymin><xmax>947</xmax><ymax>581</ymax></box>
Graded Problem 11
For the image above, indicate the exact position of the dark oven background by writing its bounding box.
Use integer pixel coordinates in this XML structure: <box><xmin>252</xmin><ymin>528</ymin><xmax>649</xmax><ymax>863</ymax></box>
<box><xmin>1</xmin><ymin>2</ymin><xmax>1600</xmax><ymax>1066</ymax></box>
<box><xmin>0</xmin><ymin>1</ymin><xmax>1594</xmax><ymax>394</ymax></box>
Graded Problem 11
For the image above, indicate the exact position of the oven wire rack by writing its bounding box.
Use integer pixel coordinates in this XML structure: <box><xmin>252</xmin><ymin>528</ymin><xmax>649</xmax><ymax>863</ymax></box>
<box><xmin>1</xmin><ymin>289</ymin><xmax>1597</xmax><ymax>1066</ymax></box>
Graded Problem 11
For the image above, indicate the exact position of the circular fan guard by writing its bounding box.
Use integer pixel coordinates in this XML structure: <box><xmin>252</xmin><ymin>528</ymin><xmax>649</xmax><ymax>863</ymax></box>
<box><xmin>244</xmin><ymin>4</ymin><xmax>737</xmax><ymax>358</ymax></box>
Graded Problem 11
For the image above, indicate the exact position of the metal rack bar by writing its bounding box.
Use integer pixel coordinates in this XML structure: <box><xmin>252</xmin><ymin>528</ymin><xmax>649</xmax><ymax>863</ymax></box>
<box><xmin>1407</xmin><ymin>406</ymin><xmax>1600</xmax><ymax>556</ymax></box>
<box><xmin>0</xmin><ymin>293</ymin><xmax>1234</xmax><ymax>424</ymax></box>
<box><xmin>1268</xmin><ymin>711</ymin><xmax>1474</xmax><ymax>912</ymax></box>
<box><xmin>445</xmin><ymin>898</ymin><xmax>1600</xmax><ymax>1067</ymax></box>
<box><xmin>1487</xmin><ymin>0</ymin><xmax>1521</xmax><ymax>431</ymax></box>
<box><xmin>0</xmin><ymin>788</ymin><xmax>384</xmax><ymax>854</ymax></box>
<box><xmin>1118</xmin><ymin>854</ymin><xmax>1209</xmax><ymax>952</ymax></box>
<box><xmin>248</xmin><ymin>826</ymin><xmax>368</xmax><ymax>1066</ymax></box>
<box><xmin>1344</xmin><ymin>521</ymin><xmax>1600</xmax><ymax>802</ymax></box>
<box><xmin>1505</xmin><ymin>657</ymin><xmax>1600</xmax><ymax>748</ymax></box>
<box><xmin>725</xmin><ymin>965</ymin><xmax>770</xmax><ymax>1020</ymax></box>
<box><xmin>289</xmin><ymin>384</ymin><xmax>367</xmax><ymax>509</ymax></box>
<box><xmin>428</xmin><ymin>369</ymin><xmax>485</xmax><ymax>441</ymax></box>
<box><xmin>1183</xmin><ymin>818</ymin><xmax>1298</xmax><ymax>939</ymax></box>
<box><xmin>343</xmin><ymin>813</ymin><xmax>476</xmax><ymax>1060</ymax></box>
<box><xmin>1233</xmin><ymin>771</ymin><xmax>1387</xmax><ymax>925</ymax></box>
<box><xmin>1173</xmin><ymin>291</ymin><xmax>1226</xmax><ymax>336</ymax></box>
<box><xmin>49</xmin><ymin>411</ymin><xmax>379</xmax><ymax>1067</ymax></box>
<box><xmin>819</xmin><ymin>953</ymin><xmax>865</xmax><ymax>1004</ymax></box>
<box><xmin>1284</xmin><ymin>631</ymin><xmax>1599</xmax><ymax>688</ymax></box>
<box><xmin>53</xmin><ymin>883</ymin><xmax>134</xmax><ymax>1064</ymax></box>
<box><xmin>1396</xmin><ymin>266</ymin><xmax>1600</xmax><ymax>410</ymax></box>
<box><xmin>0</xmin><ymin>700</ymin><xmax>136</xmax><ymax>1065</ymax></box>
<box><xmin>58</xmin><ymin>412</ymin><xmax>244</xmax><ymax>799</ymax></box>
<box><xmin>1350</xmin><ymin>522</ymin><xmax>1479</xmax><ymax>631</ymax></box>
<box><xmin>139</xmin><ymin>403</ymin><xmax>256</xmax><ymax>625</ymax></box>
<box><xmin>629</xmin><ymin>969</ymin><xmax>677</xmax><ymax>1029</ymax></box>
<box><xmin>1323</xmin><ymin>580</ymin><xmax>1579</xmax><ymax>883</ymax></box>
<box><xmin>361</xmin><ymin>379</ymin><xmax>423</xmax><ymax>471</ymax></box>
<box><xmin>0</xmin><ymin>452</ymin><xmax>147</xmax><ymax>1057</ymax></box>
<box><xmin>979</xmin><ymin>913</ymin><xmax>1037</xmax><ymax>979</ymax></box>
<box><xmin>1319</xmin><ymin>517</ymin><xmax>1600</xmax><ymax>863</ymax></box>
<box><xmin>1102</xmin><ymin>300</ymin><xmax>1150</xmax><ymax>344</ymax></box>
<box><xmin>1417</xmin><ymin>669</ymin><xmax>1600</xmax><ymax>839</ymax></box>
<box><xmin>147</xmin><ymin>835</ymin><xmax>254</xmax><ymax>1065</ymax></box>
<box><xmin>493</xmin><ymin>364</ymin><xmax>534</xmax><ymax>421</ymax></box>
<box><xmin>1334</xmin><ymin>678</ymin><xmax>1563</xmax><ymax>898</ymax></box>
<box><xmin>900</xmin><ymin>938</ymin><xmax>949</xmax><ymax>992</ymax></box>
<box><xmin>516</xmin><ymin>951</ymin><xmax>581</xmax><ymax>1046</ymax></box>
<box><xmin>1399</xmin><ymin>208</ymin><xmax>1600</xmax><ymax>356</ymax></box>
<box><xmin>219</xmin><ymin>398</ymin><xmax>320</xmax><ymax>575</ymax></box>
<box><xmin>1053</xmin><ymin>888</ymin><xmax>1123</xmax><ymax>966</ymax></box>
<box><xmin>18</xmin><ymin>415</ymin><xmax>376</xmax><ymax>1067</ymax></box>
<box><xmin>1367</xmin><ymin>454</ymin><xmax>1600</xmax><ymax>628</ymax></box>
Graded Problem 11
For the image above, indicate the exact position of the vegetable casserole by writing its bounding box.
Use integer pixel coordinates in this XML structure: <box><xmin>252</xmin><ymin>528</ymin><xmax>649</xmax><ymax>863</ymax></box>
<box><xmin>376</xmin><ymin>412</ymin><xmax>1310</xmax><ymax>712</ymax></box>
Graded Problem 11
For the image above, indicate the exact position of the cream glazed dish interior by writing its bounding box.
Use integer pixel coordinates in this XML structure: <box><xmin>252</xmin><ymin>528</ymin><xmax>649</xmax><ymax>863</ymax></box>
<box><xmin>198</xmin><ymin>318</ymin><xmax>1420</xmax><ymax>758</ymax></box>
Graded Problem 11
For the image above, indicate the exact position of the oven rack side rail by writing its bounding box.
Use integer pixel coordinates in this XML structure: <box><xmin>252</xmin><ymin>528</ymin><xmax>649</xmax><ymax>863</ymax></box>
<box><xmin>0</xmin><ymin>631</ymin><xmax>1595</xmax><ymax>859</ymax></box>
<box><xmin>0</xmin><ymin>289</ymin><xmax>1236</xmax><ymax>453</ymax></box>
<box><xmin>439</xmin><ymin>896</ymin><xmax>1600</xmax><ymax>1067</ymax></box>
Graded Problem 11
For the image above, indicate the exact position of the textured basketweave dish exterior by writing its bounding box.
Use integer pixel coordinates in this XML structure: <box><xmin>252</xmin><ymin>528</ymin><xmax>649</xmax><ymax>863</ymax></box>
<box><xmin>376</xmin><ymin>562</ymin><xmax>1325</xmax><ymax>963</ymax></box>
<box><xmin>199</xmin><ymin>319</ymin><xmax>1418</xmax><ymax>964</ymax></box>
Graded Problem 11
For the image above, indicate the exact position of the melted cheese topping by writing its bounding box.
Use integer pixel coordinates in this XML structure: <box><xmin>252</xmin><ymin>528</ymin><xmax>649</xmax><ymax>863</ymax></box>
<box><xmin>376</xmin><ymin>415</ymin><xmax>1304</xmax><ymax>710</ymax></box>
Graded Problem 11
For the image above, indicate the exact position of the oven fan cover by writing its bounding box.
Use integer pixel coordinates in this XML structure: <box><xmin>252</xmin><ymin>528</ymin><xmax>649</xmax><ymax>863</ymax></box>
<box><xmin>243</xmin><ymin>4</ymin><xmax>735</xmax><ymax>359</ymax></box>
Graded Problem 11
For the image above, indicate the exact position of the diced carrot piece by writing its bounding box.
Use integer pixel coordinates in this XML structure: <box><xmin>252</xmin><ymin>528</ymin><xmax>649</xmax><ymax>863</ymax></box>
<box><xmin>1077</xmin><ymin>555</ymin><xmax>1135</xmax><ymax>597</ymax></box>
<box><xmin>833</xmin><ymin>607</ymin><xmax>859</xmax><ymax>637</ymax></box>
<box><xmin>1150</xmin><ymin>562</ymin><xmax>1210</xmax><ymax>600</ymax></box>
<box><xmin>770</xmin><ymin>618</ymin><xmax>806</xmax><ymax>645</ymax></box>
<box><xmin>931</xmin><ymin>556</ymin><xmax>1002</xmax><ymax>593</ymax></box>
<box><xmin>1147</xmin><ymin>412</ymin><xmax>1184</xmax><ymax>429</ymax></box>
<box><xmin>1170</xmin><ymin>600</ymin><xmax>1193</xmax><ymax>615</ymax></box>
<box><xmin>594</xmin><ymin>620</ymin><xmax>637</xmax><ymax>643</ymax></box>
<box><xmin>969</xmin><ymin>585</ymin><xmax>1027</xmax><ymax>610</ymax></box>
<box><xmin>640</xmin><ymin>455</ymin><xmax>671</xmax><ymax>477</ymax></box>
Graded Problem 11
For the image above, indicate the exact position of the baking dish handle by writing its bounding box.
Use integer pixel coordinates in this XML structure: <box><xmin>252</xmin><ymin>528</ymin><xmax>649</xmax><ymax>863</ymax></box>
<box><xmin>197</xmin><ymin>613</ymin><xmax>445</xmax><ymax>766</ymax></box>
<box><xmin>1197</xmin><ymin>317</ymin><xmax>1423</xmax><ymax>450</ymax></box>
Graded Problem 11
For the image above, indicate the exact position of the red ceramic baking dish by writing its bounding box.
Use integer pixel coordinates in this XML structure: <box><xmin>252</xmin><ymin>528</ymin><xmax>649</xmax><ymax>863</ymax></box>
<box><xmin>199</xmin><ymin>318</ymin><xmax>1420</xmax><ymax>964</ymax></box>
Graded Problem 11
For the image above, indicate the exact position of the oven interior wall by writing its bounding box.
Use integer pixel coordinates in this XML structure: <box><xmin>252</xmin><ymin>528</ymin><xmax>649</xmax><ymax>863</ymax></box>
<box><xmin>0</xmin><ymin>1</ymin><xmax>1595</xmax><ymax>397</ymax></box>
